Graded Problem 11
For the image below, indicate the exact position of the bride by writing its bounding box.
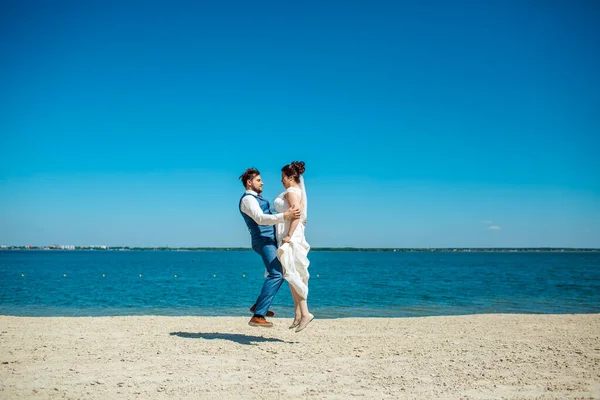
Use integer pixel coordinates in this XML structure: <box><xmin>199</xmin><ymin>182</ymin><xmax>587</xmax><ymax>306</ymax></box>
<box><xmin>274</xmin><ymin>161</ymin><xmax>314</xmax><ymax>333</ymax></box>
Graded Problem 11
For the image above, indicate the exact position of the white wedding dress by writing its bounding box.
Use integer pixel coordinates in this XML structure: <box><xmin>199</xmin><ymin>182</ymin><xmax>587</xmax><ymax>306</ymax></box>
<box><xmin>274</xmin><ymin>186</ymin><xmax>310</xmax><ymax>299</ymax></box>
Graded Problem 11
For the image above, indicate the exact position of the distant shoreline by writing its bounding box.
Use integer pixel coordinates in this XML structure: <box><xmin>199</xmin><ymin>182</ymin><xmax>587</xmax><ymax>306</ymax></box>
<box><xmin>1</xmin><ymin>247</ymin><xmax>599</xmax><ymax>252</ymax></box>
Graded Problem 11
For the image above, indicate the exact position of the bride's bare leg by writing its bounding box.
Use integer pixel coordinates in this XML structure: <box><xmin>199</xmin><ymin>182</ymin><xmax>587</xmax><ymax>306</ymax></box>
<box><xmin>289</xmin><ymin>286</ymin><xmax>301</xmax><ymax>328</ymax></box>
<box><xmin>292</xmin><ymin>289</ymin><xmax>313</xmax><ymax>333</ymax></box>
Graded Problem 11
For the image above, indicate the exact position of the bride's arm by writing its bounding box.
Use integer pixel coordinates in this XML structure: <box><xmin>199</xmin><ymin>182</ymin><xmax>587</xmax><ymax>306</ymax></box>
<box><xmin>282</xmin><ymin>191</ymin><xmax>302</xmax><ymax>243</ymax></box>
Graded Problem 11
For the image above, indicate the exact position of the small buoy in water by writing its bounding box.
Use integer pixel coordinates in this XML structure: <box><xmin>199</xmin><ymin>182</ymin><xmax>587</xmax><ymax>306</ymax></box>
<box><xmin>242</xmin><ymin>274</ymin><xmax>246</xmax><ymax>278</ymax></box>
<box><xmin>63</xmin><ymin>274</ymin><xmax>66</xmax><ymax>277</ymax></box>
<box><xmin>174</xmin><ymin>274</ymin><xmax>177</xmax><ymax>278</ymax></box>
<box><xmin>139</xmin><ymin>274</ymin><xmax>142</xmax><ymax>277</ymax></box>
<box><xmin>317</xmin><ymin>274</ymin><xmax>320</xmax><ymax>278</ymax></box>
<box><xmin>21</xmin><ymin>274</ymin><xmax>24</xmax><ymax>277</ymax></box>
<box><xmin>213</xmin><ymin>274</ymin><xmax>216</xmax><ymax>278</ymax></box>
<box><xmin>102</xmin><ymin>274</ymin><xmax>105</xmax><ymax>277</ymax></box>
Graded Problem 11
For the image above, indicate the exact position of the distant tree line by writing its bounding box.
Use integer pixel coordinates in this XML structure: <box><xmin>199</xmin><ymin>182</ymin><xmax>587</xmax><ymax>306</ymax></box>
<box><xmin>1</xmin><ymin>246</ymin><xmax>598</xmax><ymax>252</ymax></box>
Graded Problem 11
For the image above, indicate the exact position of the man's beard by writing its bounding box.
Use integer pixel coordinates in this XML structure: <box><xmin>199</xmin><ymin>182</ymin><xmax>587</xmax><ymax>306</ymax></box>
<box><xmin>251</xmin><ymin>184</ymin><xmax>262</xmax><ymax>194</ymax></box>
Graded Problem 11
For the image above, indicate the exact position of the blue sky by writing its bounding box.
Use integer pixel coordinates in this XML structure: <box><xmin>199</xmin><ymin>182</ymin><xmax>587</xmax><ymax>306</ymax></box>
<box><xmin>1</xmin><ymin>0</ymin><xmax>599</xmax><ymax>248</ymax></box>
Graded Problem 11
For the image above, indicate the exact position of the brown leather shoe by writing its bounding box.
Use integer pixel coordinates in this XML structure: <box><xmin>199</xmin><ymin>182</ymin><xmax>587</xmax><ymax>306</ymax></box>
<box><xmin>248</xmin><ymin>316</ymin><xmax>273</xmax><ymax>328</ymax></box>
<box><xmin>250</xmin><ymin>305</ymin><xmax>275</xmax><ymax>317</ymax></box>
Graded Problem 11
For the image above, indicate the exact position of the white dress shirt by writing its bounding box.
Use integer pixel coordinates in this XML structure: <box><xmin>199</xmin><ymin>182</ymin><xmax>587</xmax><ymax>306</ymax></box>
<box><xmin>240</xmin><ymin>190</ymin><xmax>285</xmax><ymax>225</ymax></box>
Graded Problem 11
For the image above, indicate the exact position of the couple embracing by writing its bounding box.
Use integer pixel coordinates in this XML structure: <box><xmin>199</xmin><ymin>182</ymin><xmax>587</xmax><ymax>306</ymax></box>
<box><xmin>239</xmin><ymin>161</ymin><xmax>313</xmax><ymax>333</ymax></box>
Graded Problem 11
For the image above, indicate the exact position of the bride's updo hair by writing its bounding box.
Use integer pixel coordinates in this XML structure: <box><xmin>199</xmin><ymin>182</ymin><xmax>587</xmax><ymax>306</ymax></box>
<box><xmin>282</xmin><ymin>161</ymin><xmax>306</xmax><ymax>183</ymax></box>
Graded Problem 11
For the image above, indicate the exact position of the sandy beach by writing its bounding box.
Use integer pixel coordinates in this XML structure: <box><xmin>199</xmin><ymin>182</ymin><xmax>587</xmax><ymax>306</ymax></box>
<box><xmin>1</xmin><ymin>314</ymin><xmax>599</xmax><ymax>399</ymax></box>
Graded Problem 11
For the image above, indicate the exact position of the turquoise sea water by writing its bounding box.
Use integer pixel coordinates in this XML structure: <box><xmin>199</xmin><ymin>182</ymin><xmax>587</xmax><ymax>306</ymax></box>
<box><xmin>1</xmin><ymin>250</ymin><xmax>599</xmax><ymax>318</ymax></box>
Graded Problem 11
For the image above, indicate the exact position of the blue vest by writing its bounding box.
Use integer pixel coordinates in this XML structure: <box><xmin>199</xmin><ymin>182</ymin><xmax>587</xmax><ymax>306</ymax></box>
<box><xmin>239</xmin><ymin>193</ymin><xmax>276</xmax><ymax>249</ymax></box>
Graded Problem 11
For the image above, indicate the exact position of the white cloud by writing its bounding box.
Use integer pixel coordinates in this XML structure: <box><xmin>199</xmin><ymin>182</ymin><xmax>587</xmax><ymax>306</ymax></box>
<box><xmin>488</xmin><ymin>226</ymin><xmax>501</xmax><ymax>230</ymax></box>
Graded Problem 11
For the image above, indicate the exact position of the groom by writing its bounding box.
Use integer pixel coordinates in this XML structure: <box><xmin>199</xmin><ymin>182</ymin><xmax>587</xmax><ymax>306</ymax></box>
<box><xmin>239</xmin><ymin>167</ymin><xmax>301</xmax><ymax>327</ymax></box>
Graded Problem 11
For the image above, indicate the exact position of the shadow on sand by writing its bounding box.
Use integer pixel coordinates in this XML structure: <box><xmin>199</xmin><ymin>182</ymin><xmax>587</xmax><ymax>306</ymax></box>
<box><xmin>170</xmin><ymin>332</ymin><xmax>298</xmax><ymax>345</ymax></box>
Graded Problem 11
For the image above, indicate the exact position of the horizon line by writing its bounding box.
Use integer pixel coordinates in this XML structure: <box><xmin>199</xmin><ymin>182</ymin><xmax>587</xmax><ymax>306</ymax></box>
<box><xmin>2</xmin><ymin>246</ymin><xmax>599</xmax><ymax>251</ymax></box>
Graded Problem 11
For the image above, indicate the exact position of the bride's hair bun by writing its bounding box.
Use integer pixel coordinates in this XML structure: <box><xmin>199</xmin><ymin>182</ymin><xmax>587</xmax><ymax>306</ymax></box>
<box><xmin>290</xmin><ymin>161</ymin><xmax>305</xmax><ymax>175</ymax></box>
<box><xmin>282</xmin><ymin>161</ymin><xmax>306</xmax><ymax>183</ymax></box>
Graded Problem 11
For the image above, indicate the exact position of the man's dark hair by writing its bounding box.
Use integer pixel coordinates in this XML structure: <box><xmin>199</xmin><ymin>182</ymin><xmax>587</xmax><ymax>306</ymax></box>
<box><xmin>239</xmin><ymin>168</ymin><xmax>260</xmax><ymax>188</ymax></box>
